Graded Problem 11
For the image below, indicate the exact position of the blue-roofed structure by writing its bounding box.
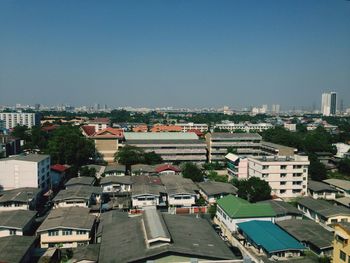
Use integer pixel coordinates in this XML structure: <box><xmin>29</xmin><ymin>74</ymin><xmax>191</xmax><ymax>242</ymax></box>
<box><xmin>237</xmin><ymin>220</ymin><xmax>305</xmax><ymax>258</ymax></box>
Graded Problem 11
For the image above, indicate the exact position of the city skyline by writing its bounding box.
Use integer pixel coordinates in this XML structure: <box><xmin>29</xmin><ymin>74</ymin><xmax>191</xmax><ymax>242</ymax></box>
<box><xmin>1</xmin><ymin>1</ymin><xmax>350</xmax><ymax>107</ymax></box>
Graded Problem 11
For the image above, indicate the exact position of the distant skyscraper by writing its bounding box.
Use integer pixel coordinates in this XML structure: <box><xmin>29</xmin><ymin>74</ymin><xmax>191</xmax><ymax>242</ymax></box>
<box><xmin>330</xmin><ymin>92</ymin><xmax>337</xmax><ymax>115</ymax></box>
<box><xmin>321</xmin><ymin>92</ymin><xmax>337</xmax><ymax>116</ymax></box>
<box><xmin>271</xmin><ymin>104</ymin><xmax>280</xmax><ymax>114</ymax></box>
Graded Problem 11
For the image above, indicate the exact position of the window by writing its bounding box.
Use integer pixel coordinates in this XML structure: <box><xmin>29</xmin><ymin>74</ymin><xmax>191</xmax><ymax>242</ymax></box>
<box><xmin>262</xmin><ymin>174</ymin><xmax>268</xmax><ymax>178</ymax></box>
<box><xmin>280</xmin><ymin>173</ymin><xmax>287</xmax><ymax>178</ymax></box>
<box><xmin>280</xmin><ymin>182</ymin><xmax>286</xmax><ymax>185</ymax></box>
<box><xmin>77</xmin><ymin>230</ymin><xmax>86</xmax><ymax>235</ymax></box>
<box><xmin>9</xmin><ymin>229</ymin><xmax>16</xmax><ymax>235</ymax></box>
<box><xmin>48</xmin><ymin>230</ymin><xmax>59</xmax><ymax>236</ymax></box>
<box><xmin>340</xmin><ymin>250</ymin><xmax>346</xmax><ymax>261</ymax></box>
<box><xmin>262</xmin><ymin>165</ymin><xmax>269</xmax><ymax>170</ymax></box>
<box><xmin>331</xmin><ymin>219</ymin><xmax>338</xmax><ymax>223</ymax></box>
<box><xmin>62</xmin><ymin>229</ymin><xmax>72</xmax><ymax>236</ymax></box>
<box><xmin>341</xmin><ymin>218</ymin><xmax>348</xmax><ymax>222</ymax></box>
<box><xmin>280</xmin><ymin>190</ymin><xmax>286</xmax><ymax>194</ymax></box>
<box><xmin>281</xmin><ymin>165</ymin><xmax>287</xmax><ymax>170</ymax></box>
<box><xmin>293</xmin><ymin>181</ymin><xmax>302</xmax><ymax>185</ymax></box>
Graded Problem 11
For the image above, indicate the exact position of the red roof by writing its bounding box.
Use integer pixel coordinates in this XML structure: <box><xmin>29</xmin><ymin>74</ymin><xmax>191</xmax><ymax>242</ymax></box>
<box><xmin>93</xmin><ymin>127</ymin><xmax>124</xmax><ymax>138</ymax></box>
<box><xmin>187</xmin><ymin>129</ymin><xmax>203</xmax><ymax>137</ymax></box>
<box><xmin>155</xmin><ymin>164</ymin><xmax>181</xmax><ymax>173</ymax></box>
<box><xmin>89</xmin><ymin>117</ymin><xmax>110</xmax><ymax>124</ymax></box>
<box><xmin>81</xmin><ymin>125</ymin><xmax>96</xmax><ymax>136</ymax></box>
<box><xmin>42</xmin><ymin>125</ymin><xmax>59</xmax><ymax>132</ymax></box>
<box><xmin>51</xmin><ymin>164</ymin><xmax>69</xmax><ymax>173</ymax></box>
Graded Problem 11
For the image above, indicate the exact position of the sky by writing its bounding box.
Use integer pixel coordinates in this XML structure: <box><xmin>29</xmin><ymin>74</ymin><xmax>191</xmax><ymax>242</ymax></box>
<box><xmin>0</xmin><ymin>0</ymin><xmax>350</xmax><ymax>109</ymax></box>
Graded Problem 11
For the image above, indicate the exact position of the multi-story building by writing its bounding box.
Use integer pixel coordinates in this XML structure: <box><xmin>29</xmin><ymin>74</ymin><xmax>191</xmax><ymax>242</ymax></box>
<box><xmin>37</xmin><ymin>207</ymin><xmax>96</xmax><ymax>248</ymax></box>
<box><xmin>0</xmin><ymin>112</ymin><xmax>40</xmax><ymax>129</ymax></box>
<box><xmin>86</xmin><ymin>117</ymin><xmax>110</xmax><ymax>132</ymax></box>
<box><xmin>206</xmin><ymin>133</ymin><xmax>262</xmax><ymax>163</ymax></box>
<box><xmin>0</xmin><ymin>187</ymin><xmax>40</xmax><ymax>211</ymax></box>
<box><xmin>176</xmin><ymin>122</ymin><xmax>208</xmax><ymax>132</ymax></box>
<box><xmin>0</xmin><ymin>154</ymin><xmax>51</xmax><ymax>190</ymax></box>
<box><xmin>333</xmin><ymin>222</ymin><xmax>350</xmax><ymax>263</ymax></box>
<box><xmin>226</xmin><ymin>154</ymin><xmax>309</xmax><ymax>198</ymax></box>
<box><xmin>322</xmin><ymin>92</ymin><xmax>337</xmax><ymax>116</ymax></box>
<box><xmin>124</xmin><ymin>132</ymin><xmax>207</xmax><ymax>163</ymax></box>
<box><xmin>0</xmin><ymin>210</ymin><xmax>36</xmax><ymax>237</ymax></box>
<box><xmin>214</xmin><ymin>122</ymin><xmax>273</xmax><ymax>133</ymax></box>
<box><xmin>0</xmin><ymin>134</ymin><xmax>21</xmax><ymax>158</ymax></box>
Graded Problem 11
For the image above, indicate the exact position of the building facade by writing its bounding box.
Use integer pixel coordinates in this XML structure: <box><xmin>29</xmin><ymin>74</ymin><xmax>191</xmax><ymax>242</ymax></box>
<box><xmin>0</xmin><ymin>112</ymin><xmax>40</xmax><ymax>129</ymax></box>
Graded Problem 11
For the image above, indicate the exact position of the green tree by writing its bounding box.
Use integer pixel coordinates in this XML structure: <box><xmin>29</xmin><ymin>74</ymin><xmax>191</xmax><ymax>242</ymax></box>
<box><xmin>144</xmin><ymin>151</ymin><xmax>163</xmax><ymax>165</ymax></box>
<box><xmin>46</xmin><ymin>125</ymin><xmax>95</xmax><ymax>166</ymax></box>
<box><xmin>207</xmin><ymin>170</ymin><xmax>227</xmax><ymax>182</ymax></box>
<box><xmin>339</xmin><ymin>158</ymin><xmax>350</xmax><ymax>175</ymax></box>
<box><xmin>208</xmin><ymin>204</ymin><xmax>217</xmax><ymax>219</ymax></box>
<box><xmin>181</xmin><ymin>162</ymin><xmax>204</xmax><ymax>182</ymax></box>
<box><xmin>79</xmin><ymin>167</ymin><xmax>96</xmax><ymax>177</ymax></box>
<box><xmin>309</xmin><ymin>155</ymin><xmax>327</xmax><ymax>181</ymax></box>
<box><xmin>231</xmin><ymin>177</ymin><xmax>271</xmax><ymax>202</ymax></box>
<box><xmin>11</xmin><ymin>125</ymin><xmax>30</xmax><ymax>141</ymax></box>
<box><xmin>227</xmin><ymin>146</ymin><xmax>237</xmax><ymax>154</ymax></box>
<box><xmin>114</xmin><ymin>145</ymin><xmax>145</xmax><ymax>175</ymax></box>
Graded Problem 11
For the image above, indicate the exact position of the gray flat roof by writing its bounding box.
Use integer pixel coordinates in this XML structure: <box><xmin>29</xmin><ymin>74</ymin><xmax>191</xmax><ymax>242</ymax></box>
<box><xmin>0</xmin><ymin>236</ymin><xmax>36</xmax><ymax>263</ymax></box>
<box><xmin>0</xmin><ymin>187</ymin><xmax>40</xmax><ymax>204</ymax></box>
<box><xmin>98</xmin><ymin>214</ymin><xmax>237</xmax><ymax>262</ymax></box>
<box><xmin>104</xmin><ymin>164</ymin><xmax>126</xmax><ymax>173</ymax></box>
<box><xmin>277</xmin><ymin>219</ymin><xmax>333</xmax><ymax>250</ymax></box>
<box><xmin>71</xmin><ymin>244</ymin><xmax>100</xmax><ymax>262</ymax></box>
<box><xmin>37</xmin><ymin>207</ymin><xmax>95</xmax><ymax>232</ymax></box>
<box><xmin>0</xmin><ymin>153</ymin><xmax>49</xmax><ymax>163</ymax></box>
<box><xmin>210</xmin><ymin>132</ymin><xmax>262</xmax><ymax>140</ymax></box>
<box><xmin>131</xmin><ymin>176</ymin><xmax>165</xmax><ymax>196</ymax></box>
<box><xmin>126</xmin><ymin>139</ymin><xmax>206</xmax><ymax>145</ymax></box>
<box><xmin>197</xmin><ymin>181</ymin><xmax>237</xmax><ymax>196</ymax></box>
<box><xmin>0</xmin><ymin>210</ymin><xmax>36</xmax><ymax>229</ymax></box>
<box><xmin>308</xmin><ymin>180</ymin><xmax>337</xmax><ymax>193</ymax></box>
<box><xmin>335</xmin><ymin>197</ymin><xmax>350</xmax><ymax>207</ymax></box>
<box><xmin>258</xmin><ymin>200</ymin><xmax>303</xmax><ymax>217</ymax></box>
<box><xmin>65</xmin><ymin>176</ymin><xmax>95</xmax><ymax>187</ymax></box>
<box><xmin>297</xmin><ymin>197</ymin><xmax>350</xmax><ymax>218</ymax></box>
<box><xmin>323</xmin><ymin>179</ymin><xmax>350</xmax><ymax>191</ymax></box>
<box><xmin>160</xmin><ymin>174</ymin><xmax>198</xmax><ymax>195</ymax></box>
<box><xmin>124</xmin><ymin>132</ymin><xmax>198</xmax><ymax>140</ymax></box>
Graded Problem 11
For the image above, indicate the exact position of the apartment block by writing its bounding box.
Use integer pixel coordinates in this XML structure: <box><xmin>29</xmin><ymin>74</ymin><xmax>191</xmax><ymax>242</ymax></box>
<box><xmin>0</xmin><ymin>154</ymin><xmax>51</xmax><ymax>190</ymax></box>
<box><xmin>37</xmin><ymin>207</ymin><xmax>96</xmax><ymax>248</ymax></box>
<box><xmin>226</xmin><ymin>154</ymin><xmax>309</xmax><ymax>198</ymax></box>
<box><xmin>206</xmin><ymin>133</ymin><xmax>262</xmax><ymax>163</ymax></box>
<box><xmin>176</xmin><ymin>122</ymin><xmax>208</xmax><ymax>132</ymax></box>
<box><xmin>214</xmin><ymin>122</ymin><xmax>273</xmax><ymax>133</ymax></box>
<box><xmin>0</xmin><ymin>112</ymin><xmax>40</xmax><ymax>129</ymax></box>
<box><xmin>124</xmin><ymin>132</ymin><xmax>207</xmax><ymax>163</ymax></box>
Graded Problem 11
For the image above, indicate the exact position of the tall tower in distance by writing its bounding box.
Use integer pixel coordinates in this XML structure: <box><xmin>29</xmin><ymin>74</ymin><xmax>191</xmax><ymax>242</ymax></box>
<box><xmin>321</xmin><ymin>92</ymin><xmax>337</xmax><ymax>116</ymax></box>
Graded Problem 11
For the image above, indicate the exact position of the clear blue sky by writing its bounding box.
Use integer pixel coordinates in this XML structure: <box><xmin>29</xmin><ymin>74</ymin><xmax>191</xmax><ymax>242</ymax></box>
<box><xmin>0</xmin><ymin>0</ymin><xmax>349</xmax><ymax>109</ymax></box>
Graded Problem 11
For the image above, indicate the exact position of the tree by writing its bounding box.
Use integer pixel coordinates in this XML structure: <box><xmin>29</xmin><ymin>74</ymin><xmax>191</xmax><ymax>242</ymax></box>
<box><xmin>144</xmin><ymin>151</ymin><xmax>163</xmax><ymax>165</ymax></box>
<box><xmin>231</xmin><ymin>177</ymin><xmax>271</xmax><ymax>202</ymax></box>
<box><xmin>208</xmin><ymin>204</ymin><xmax>217</xmax><ymax>219</ymax></box>
<box><xmin>79</xmin><ymin>167</ymin><xmax>96</xmax><ymax>177</ymax></box>
<box><xmin>11</xmin><ymin>125</ymin><xmax>30</xmax><ymax>141</ymax></box>
<box><xmin>46</xmin><ymin>125</ymin><xmax>95</xmax><ymax>167</ymax></box>
<box><xmin>114</xmin><ymin>145</ymin><xmax>145</xmax><ymax>175</ymax></box>
<box><xmin>181</xmin><ymin>162</ymin><xmax>204</xmax><ymax>182</ymax></box>
<box><xmin>207</xmin><ymin>170</ymin><xmax>227</xmax><ymax>182</ymax></box>
<box><xmin>227</xmin><ymin>146</ymin><xmax>237</xmax><ymax>154</ymax></box>
<box><xmin>309</xmin><ymin>155</ymin><xmax>327</xmax><ymax>181</ymax></box>
<box><xmin>339</xmin><ymin>158</ymin><xmax>350</xmax><ymax>175</ymax></box>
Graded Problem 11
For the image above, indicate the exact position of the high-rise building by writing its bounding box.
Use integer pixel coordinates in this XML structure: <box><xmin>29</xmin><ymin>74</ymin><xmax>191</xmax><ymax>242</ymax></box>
<box><xmin>0</xmin><ymin>112</ymin><xmax>41</xmax><ymax>129</ymax></box>
<box><xmin>271</xmin><ymin>104</ymin><xmax>280</xmax><ymax>114</ymax></box>
<box><xmin>321</xmin><ymin>92</ymin><xmax>337</xmax><ymax>116</ymax></box>
<box><xmin>330</xmin><ymin>92</ymin><xmax>337</xmax><ymax>115</ymax></box>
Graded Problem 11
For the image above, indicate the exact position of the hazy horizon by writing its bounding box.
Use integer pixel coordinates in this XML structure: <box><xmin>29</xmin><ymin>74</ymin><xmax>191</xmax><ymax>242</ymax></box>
<box><xmin>1</xmin><ymin>0</ymin><xmax>350</xmax><ymax>108</ymax></box>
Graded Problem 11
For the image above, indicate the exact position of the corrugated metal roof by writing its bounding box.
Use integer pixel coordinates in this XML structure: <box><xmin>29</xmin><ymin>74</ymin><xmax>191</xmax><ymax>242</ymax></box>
<box><xmin>124</xmin><ymin>132</ymin><xmax>198</xmax><ymax>141</ymax></box>
<box><xmin>237</xmin><ymin>220</ymin><xmax>305</xmax><ymax>253</ymax></box>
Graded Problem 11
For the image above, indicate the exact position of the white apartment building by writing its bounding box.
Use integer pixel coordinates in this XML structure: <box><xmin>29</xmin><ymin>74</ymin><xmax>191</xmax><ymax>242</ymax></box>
<box><xmin>214</xmin><ymin>122</ymin><xmax>273</xmax><ymax>133</ymax></box>
<box><xmin>176</xmin><ymin>122</ymin><xmax>208</xmax><ymax>132</ymax></box>
<box><xmin>0</xmin><ymin>154</ymin><xmax>51</xmax><ymax>190</ymax></box>
<box><xmin>0</xmin><ymin>112</ymin><xmax>40</xmax><ymax>129</ymax></box>
<box><xmin>226</xmin><ymin>154</ymin><xmax>309</xmax><ymax>198</ymax></box>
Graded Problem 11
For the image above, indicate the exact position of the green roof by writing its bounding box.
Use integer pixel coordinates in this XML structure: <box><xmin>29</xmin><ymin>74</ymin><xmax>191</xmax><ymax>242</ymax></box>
<box><xmin>217</xmin><ymin>195</ymin><xmax>276</xmax><ymax>218</ymax></box>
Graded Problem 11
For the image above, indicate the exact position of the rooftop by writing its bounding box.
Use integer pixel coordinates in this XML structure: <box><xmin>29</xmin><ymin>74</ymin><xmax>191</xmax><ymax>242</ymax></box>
<box><xmin>297</xmin><ymin>197</ymin><xmax>350</xmax><ymax>218</ymax></box>
<box><xmin>65</xmin><ymin>176</ymin><xmax>95</xmax><ymax>187</ymax></box>
<box><xmin>37</xmin><ymin>207</ymin><xmax>95</xmax><ymax>232</ymax></box>
<box><xmin>323</xmin><ymin>179</ymin><xmax>350</xmax><ymax>191</ymax></box>
<box><xmin>124</xmin><ymin>132</ymin><xmax>198</xmax><ymax>141</ymax></box>
<box><xmin>53</xmin><ymin>185</ymin><xmax>102</xmax><ymax>202</ymax></box>
<box><xmin>0</xmin><ymin>187</ymin><xmax>40</xmax><ymax>203</ymax></box>
<box><xmin>51</xmin><ymin>164</ymin><xmax>70</xmax><ymax>173</ymax></box>
<box><xmin>258</xmin><ymin>200</ymin><xmax>302</xmax><ymax>217</ymax></box>
<box><xmin>132</xmin><ymin>175</ymin><xmax>165</xmax><ymax>196</ymax></box>
<box><xmin>154</xmin><ymin>164</ymin><xmax>181</xmax><ymax>173</ymax></box>
<box><xmin>100</xmin><ymin>176</ymin><xmax>133</xmax><ymax>185</ymax></box>
<box><xmin>217</xmin><ymin>195</ymin><xmax>276</xmax><ymax>218</ymax></box>
<box><xmin>160</xmin><ymin>174</ymin><xmax>198</xmax><ymax>195</ymax></box>
<box><xmin>0</xmin><ymin>236</ymin><xmax>36</xmax><ymax>263</ymax></box>
<box><xmin>210</xmin><ymin>132</ymin><xmax>262</xmax><ymax>140</ymax></box>
<box><xmin>0</xmin><ymin>210</ymin><xmax>36</xmax><ymax>229</ymax></box>
<box><xmin>308</xmin><ymin>180</ymin><xmax>337</xmax><ymax>193</ymax></box>
<box><xmin>197</xmin><ymin>181</ymin><xmax>238</xmax><ymax>196</ymax></box>
<box><xmin>335</xmin><ymin>197</ymin><xmax>350</xmax><ymax>207</ymax></box>
<box><xmin>104</xmin><ymin>164</ymin><xmax>126</xmax><ymax>173</ymax></box>
<box><xmin>277</xmin><ymin>219</ymin><xmax>333</xmax><ymax>250</ymax></box>
<box><xmin>0</xmin><ymin>153</ymin><xmax>49</xmax><ymax>163</ymax></box>
<box><xmin>98</xmin><ymin>213</ymin><xmax>237</xmax><ymax>262</ymax></box>
<box><xmin>237</xmin><ymin>220</ymin><xmax>305</xmax><ymax>254</ymax></box>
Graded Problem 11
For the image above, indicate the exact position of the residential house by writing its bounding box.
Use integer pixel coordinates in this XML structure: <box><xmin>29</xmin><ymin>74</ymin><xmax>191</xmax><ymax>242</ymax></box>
<box><xmin>100</xmin><ymin>176</ymin><xmax>133</xmax><ymax>194</ymax></box>
<box><xmin>333</xmin><ymin>222</ymin><xmax>350</xmax><ymax>263</ymax></box>
<box><xmin>258</xmin><ymin>199</ymin><xmax>303</xmax><ymax>221</ymax></box>
<box><xmin>65</xmin><ymin>176</ymin><xmax>96</xmax><ymax>188</ymax></box>
<box><xmin>0</xmin><ymin>236</ymin><xmax>36</xmax><ymax>263</ymax></box>
<box><xmin>297</xmin><ymin>197</ymin><xmax>350</xmax><ymax>225</ymax></box>
<box><xmin>81</xmin><ymin>164</ymin><xmax>106</xmax><ymax>178</ymax></box>
<box><xmin>50</xmin><ymin>164</ymin><xmax>70</xmax><ymax>188</ymax></box>
<box><xmin>37</xmin><ymin>207</ymin><xmax>96</xmax><ymax>248</ymax></box>
<box><xmin>131</xmin><ymin>176</ymin><xmax>165</xmax><ymax>209</ymax></box>
<box><xmin>103</xmin><ymin>164</ymin><xmax>126</xmax><ymax>176</ymax></box>
<box><xmin>0</xmin><ymin>187</ymin><xmax>40</xmax><ymax>211</ymax></box>
<box><xmin>197</xmin><ymin>181</ymin><xmax>238</xmax><ymax>204</ymax></box>
<box><xmin>215</xmin><ymin>195</ymin><xmax>276</xmax><ymax>233</ymax></box>
<box><xmin>0</xmin><ymin>210</ymin><xmax>37</xmax><ymax>237</ymax></box>
<box><xmin>308</xmin><ymin>180</ymin><xmax>337</xmax><ymax>200</ymax></box>
<box><xmin>277</xmin><ymin>219</ymin><xmax>333</xmax><ymax>256</ymax></box>
<box><xmin>0</xmin><ymin>134</ymin><xmax>21</xmax><ymax>158</ymax></box>
<box><xmin>154</xmin><ymin>164</ymin><xmax>181</xmax><ymax>175</ymax></box>
<box><xmin>324</xmin><ymin>179</ymin><xmax>350</xmax><ymax>197</ymax></box>
<box><xmin>237</xmin><ymin>220</ymin><xmax>304</xmax><ymax>258</ymax></box>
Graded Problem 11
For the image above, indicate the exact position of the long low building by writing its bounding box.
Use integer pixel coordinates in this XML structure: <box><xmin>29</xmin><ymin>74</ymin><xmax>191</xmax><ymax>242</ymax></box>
<box><xmin>124</xmin><ymin>132</ymin><xmax>207</xmax><ymax>163</ymax></box>
<box><xmin>0</xmin><ymin>210</ymin><xmax>37</xmax><ymax>237</ymax></box>
<box><xmin>0</xmin><ymin>187</ymin><xmax>41</xmax><ymax>211</ymax></box>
